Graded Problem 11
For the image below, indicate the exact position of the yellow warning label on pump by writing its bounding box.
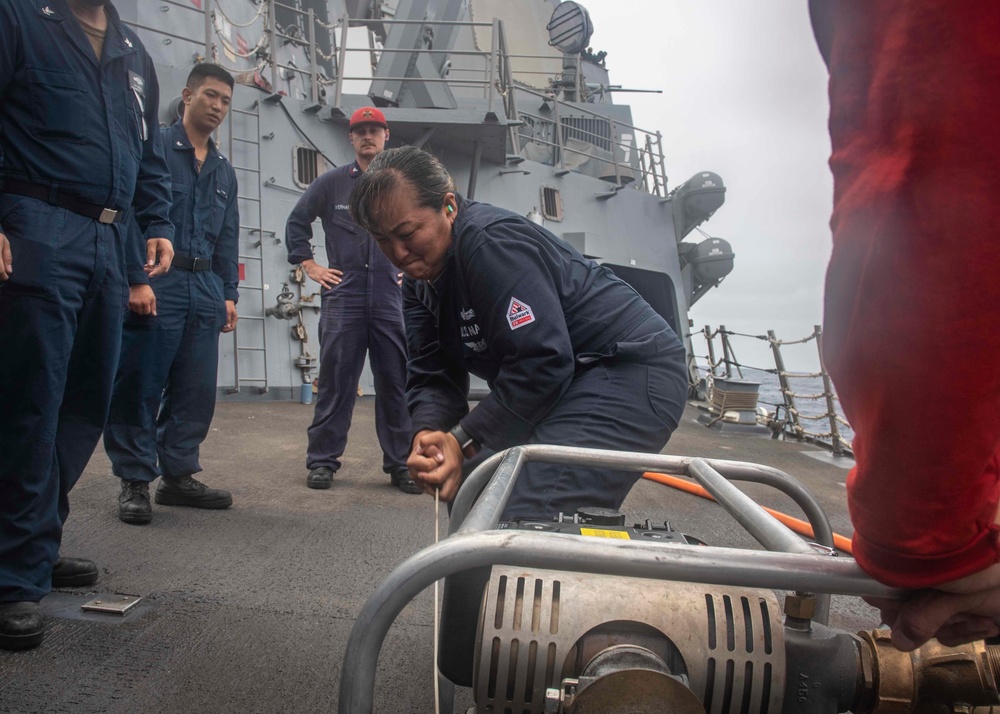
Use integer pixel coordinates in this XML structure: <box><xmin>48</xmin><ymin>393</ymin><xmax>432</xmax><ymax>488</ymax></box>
<box><xmin>579</xmin><ymin>528</ymin><xmax>631</xmax><ymax>540</ymax></box>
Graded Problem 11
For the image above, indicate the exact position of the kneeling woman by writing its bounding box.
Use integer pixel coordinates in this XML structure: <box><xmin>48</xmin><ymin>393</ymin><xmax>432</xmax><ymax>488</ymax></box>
<box><xmin>350</xmin><ymin>146</ymin><xmax>688</xmax><ymax>519</ymax></box>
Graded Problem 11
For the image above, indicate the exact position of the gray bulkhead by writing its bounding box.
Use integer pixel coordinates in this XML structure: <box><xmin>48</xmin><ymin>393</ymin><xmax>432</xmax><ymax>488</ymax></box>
<box><xmin>112</xmin><ymin>0</ymin><xmax>728</xmax><ymax>399</ymax></box>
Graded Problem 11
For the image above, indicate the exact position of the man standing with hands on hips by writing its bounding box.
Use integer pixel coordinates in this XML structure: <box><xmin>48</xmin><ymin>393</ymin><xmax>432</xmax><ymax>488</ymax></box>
<box><xmin>285</xmin><ymin>107</ymin><xmax>418</xmax><ymax>494</ymax></box>
<box><xmin>105</xmin><ymin>62</ymin><xmax>240</xmax><ymax>526</ymax></box>
<box><xmin>0</xmin><ymin>0</ymin><xmax>174</xmax><ymax>651</ymax></box>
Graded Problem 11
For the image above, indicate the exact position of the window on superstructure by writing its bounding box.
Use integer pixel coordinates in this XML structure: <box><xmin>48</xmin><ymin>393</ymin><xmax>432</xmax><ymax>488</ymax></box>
<box><xmin>293</xmin><ymin>146</ymin><xmax>328</xmax><ymax>188</ymax></box>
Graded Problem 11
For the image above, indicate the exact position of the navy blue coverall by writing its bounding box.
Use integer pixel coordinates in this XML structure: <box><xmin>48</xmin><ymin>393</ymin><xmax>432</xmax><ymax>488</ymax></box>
<box><xmin>0</xmin><ymin>1</ymin><xmax>173</xmax><ymax>603</ymax></box>
<box><xmin>404</xmin><ymin>198</ymin><xmax>689</xmax><ymax>519</ymax></box>
<box><xmin>103</xmin><ymin>122</ymin><xmax>239</xmax><ymax>483</ymax></box>
<box><xmin>285</xmin><ymin>161</ymin><xmax>410</xmax><ymax>475</ymax></box>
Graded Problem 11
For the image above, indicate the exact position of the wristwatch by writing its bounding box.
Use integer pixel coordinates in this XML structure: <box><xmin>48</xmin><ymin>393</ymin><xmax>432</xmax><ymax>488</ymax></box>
<box><xmin>449</xmin><ymin>424</ymin><xmax>480</xmax><ymax>457</ymax></box>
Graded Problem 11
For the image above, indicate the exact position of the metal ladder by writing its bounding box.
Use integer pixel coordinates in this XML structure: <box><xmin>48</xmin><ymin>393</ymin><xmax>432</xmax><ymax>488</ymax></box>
<box><xmin>225</xmin><ymin>98</ymin><xmax>271</xmax><ymax>394</ymax></box>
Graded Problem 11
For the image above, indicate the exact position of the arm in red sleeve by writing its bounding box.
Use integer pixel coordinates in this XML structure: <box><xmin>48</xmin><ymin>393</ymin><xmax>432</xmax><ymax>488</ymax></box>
<box><xmin>822</xmin><ymin>0</ymin><xmax>1000</xmax><ymax>589</ymax></box>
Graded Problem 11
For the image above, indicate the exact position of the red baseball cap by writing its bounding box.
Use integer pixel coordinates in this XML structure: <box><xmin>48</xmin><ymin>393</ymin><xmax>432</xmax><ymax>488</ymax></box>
<box><xmin>349</xmin><ymin>106</ymin><xmax>388</xmax><ymax>130</ymax></box>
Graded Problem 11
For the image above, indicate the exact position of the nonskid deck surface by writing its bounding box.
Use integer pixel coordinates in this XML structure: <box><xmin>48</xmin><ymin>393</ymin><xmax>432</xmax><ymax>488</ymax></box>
<box><xmin>0</xmin><ymin>401</ymin><xmax>876</xmax><ymax>713</ymax></box>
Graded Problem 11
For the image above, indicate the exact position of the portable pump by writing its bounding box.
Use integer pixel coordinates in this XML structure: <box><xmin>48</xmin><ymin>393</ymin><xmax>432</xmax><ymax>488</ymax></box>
<box><xmin>471</xmin><ymin>510</ymin><xmax>1000</xmax><ymax>714</ymax></box>
<box><xmin>337</xmin><ymin>445</ymin><xmax>1000</xmax><ymax>714</ymax></box>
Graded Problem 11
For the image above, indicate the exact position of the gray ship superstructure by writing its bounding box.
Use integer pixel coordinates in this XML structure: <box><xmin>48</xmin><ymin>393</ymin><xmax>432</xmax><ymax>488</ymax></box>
<box><xmin>116</xmin><ymin>0</ymin><xmax>735</xmax><ymax>398</ymax></box>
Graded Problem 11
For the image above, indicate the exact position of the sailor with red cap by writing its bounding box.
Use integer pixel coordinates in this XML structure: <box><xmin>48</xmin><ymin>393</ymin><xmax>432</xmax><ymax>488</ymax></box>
<box><xmin>284</xmin><ymin>107</ymin><xmax>418</xmax><ymax>494</ymax></box>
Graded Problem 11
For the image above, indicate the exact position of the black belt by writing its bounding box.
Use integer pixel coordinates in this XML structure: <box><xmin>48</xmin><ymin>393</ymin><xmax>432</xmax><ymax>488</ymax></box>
<box><xmin>2</xmin><ymin>179</ymin><xmax>123</xmax><ymax>224</ymax></box>
<box><xmin>172</xmin><ymin>254</ymin><xmax>212</xmax><ymax>272</ymax></box>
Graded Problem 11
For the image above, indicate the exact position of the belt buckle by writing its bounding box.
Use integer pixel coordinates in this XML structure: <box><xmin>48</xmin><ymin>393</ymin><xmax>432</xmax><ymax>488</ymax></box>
<box><xmin>195</xmin><ymin>257</ymin><xmax>210</xmax><ymax>271</ymax></box>
<box><xmin>99</xmin><ymin>208</ymin><xmax>118</xmax><ymax>224</ymax></box>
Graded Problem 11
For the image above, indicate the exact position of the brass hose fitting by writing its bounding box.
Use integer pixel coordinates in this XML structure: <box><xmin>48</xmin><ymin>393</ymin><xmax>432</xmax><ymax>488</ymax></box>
<box><xmin>857</xmin><ymin>630</ymin><xmax>1000</xmax><ymax>713</ymax></box>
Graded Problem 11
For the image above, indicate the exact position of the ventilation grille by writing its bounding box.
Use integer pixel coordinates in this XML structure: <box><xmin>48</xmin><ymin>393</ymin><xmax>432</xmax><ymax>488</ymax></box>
<box><xmin>540</xmin><ymin>187</ymin><xmax>563</xmax><ymax>222</ymax></box>
<box><xmin>703</xmin><ymin>593</ymin><xmax>774</xmax><ymax>714</ymax></box>
<box><xmin>484</xmin><ymin>575</ymin><xmax>561</xmax><ymax>711</ymax></box>
<box><xmin>292</xmin><ymin>146</ymin><xmax>327</xmax><ymax>188</ymax></box>
<box><xmin>561</xmin><ymin>116</ymin><xmax>612</xmax><ymax>152</ymax></box>
<box><xmin>476</xmin><ymin>572</ymin><xmax>784</xmax><ymax>714</ymax></box>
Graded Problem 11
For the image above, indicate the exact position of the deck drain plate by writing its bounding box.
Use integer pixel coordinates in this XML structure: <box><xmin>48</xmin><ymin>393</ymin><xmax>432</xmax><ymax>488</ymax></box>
<box><xmin>41</xmin><ymin>592</ymin><xmax>152</xmax><ymax>624</ymax></box>
<box><xmin>81</xmin><ymin>595</ymin><xmax>142</xmax><ymax>615</ymax></box>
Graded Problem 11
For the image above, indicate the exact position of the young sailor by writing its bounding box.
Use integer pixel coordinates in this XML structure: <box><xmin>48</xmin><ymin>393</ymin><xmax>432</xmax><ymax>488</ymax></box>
<box><xmin>104</xmin><ymin>63</ymin><xmax>239</xmax><ymax>524</ymax></box>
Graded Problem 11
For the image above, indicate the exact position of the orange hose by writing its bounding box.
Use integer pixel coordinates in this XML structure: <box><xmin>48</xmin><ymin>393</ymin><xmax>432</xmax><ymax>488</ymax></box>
<box><xmin>641</xmin><ymin>471</ymin><xmax>854</xmax><ymax>555</ymax></box>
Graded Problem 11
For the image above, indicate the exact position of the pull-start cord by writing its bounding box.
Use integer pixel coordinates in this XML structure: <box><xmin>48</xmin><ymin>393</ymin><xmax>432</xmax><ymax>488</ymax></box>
<box><xmin>433</xmin><ymin>487</ymin><xmax>441</xmax><ymax>714</ymax></box>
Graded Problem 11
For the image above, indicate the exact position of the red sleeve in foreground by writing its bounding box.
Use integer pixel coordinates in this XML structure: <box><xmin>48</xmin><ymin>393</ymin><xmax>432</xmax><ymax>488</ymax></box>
<box><xmin>823</xmin><ymin>1</ymin><xmax>1000</xmax><ymax>587</ymax></box>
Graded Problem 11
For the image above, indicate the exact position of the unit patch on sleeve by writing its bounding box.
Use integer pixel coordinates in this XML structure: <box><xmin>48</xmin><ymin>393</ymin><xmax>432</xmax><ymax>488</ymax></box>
<box><xmin>506</xmin><ymin>297</ymin><xmax>535</xmax><ymax>330</ymax></box>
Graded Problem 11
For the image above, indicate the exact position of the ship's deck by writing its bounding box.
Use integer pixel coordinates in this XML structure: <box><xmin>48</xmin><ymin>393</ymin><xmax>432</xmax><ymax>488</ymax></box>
<box><xmin>0</xmin><ymin>400</ymin><xmax>876</xmax><ymax>713</ymax></box>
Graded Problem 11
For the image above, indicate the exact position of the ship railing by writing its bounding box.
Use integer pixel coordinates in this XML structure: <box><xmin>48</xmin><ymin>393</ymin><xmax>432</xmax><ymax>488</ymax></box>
<box><xmin>146</xmin><ymin>1</ymin><xmax>513</xmax><ymax>108</ymax></box>
<box><xmin>128</xmin><ymin>1</ymin><xmax>666</xmax><ymax>197</ymax></box>
<box><xmin>273</xmin><ymin>11</ymin><xmax>508</xmax><ymax>110</ymax></box>
<box><xmin>691</xmin><ymin>324</ymin><xmax>853</xmax><ymax>457</ymax></box>
<box><xmin>514</xmin><ymin>85</ymin><xmax>668</xmax><ymax>196</ymax></box>
<box><xmin>477</xmin><ymin>47</ymin><xmax>668</xmax><ymax>196</ymax></box>
<box><xmin>129</xmin><ymin>1</ymin><xmax>511</xmax><ymax>108</ymax></box>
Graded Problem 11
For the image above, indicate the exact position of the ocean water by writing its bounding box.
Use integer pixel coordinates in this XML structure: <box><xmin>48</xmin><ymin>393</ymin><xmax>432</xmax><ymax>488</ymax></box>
<box><xmin>694</xmin><ymin>363</ymin><xmax>855</xmax><ymax>447</ymax></box>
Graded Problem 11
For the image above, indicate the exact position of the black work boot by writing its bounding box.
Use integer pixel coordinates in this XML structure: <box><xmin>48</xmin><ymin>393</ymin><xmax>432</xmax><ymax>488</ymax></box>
<box><xmin>0</xmin><ymin>602</ymin><xmax>43</xmax><ymax>651</ymax></box>
<box><xmin>119</xmin><ymin>479</ymin><xmax>152</xmax><ymax>525</ymax></box>
<box><xmin>154</xmin><ymin>475</ymin><xmax>233</xmax><ymax>509</ymax></box>
<box><xmin>51</xmin><ymin>557</ymin><xmax>98</xmax><ymax>588</ymax></box>
<box><xmin>306</xmin><ymin>467</ymin><xmax>334</xmax><ymax>490</ymax></box>
<box><xmin>391</xmin><ymin>468</ymin><xmax>423</xmax><ymax>495</ymax></box>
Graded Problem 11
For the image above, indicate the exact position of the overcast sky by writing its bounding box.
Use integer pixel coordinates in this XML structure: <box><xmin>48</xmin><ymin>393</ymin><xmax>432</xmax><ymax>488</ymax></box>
<box><xmin>582</xmin><ymin>1</ymin><xmax>833</xmax><ymax>371</ymax></box>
